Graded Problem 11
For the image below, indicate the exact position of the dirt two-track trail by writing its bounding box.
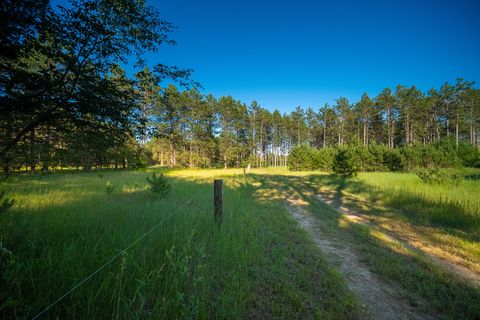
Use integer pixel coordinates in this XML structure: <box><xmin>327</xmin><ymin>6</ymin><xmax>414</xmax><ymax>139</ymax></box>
<box><xmin>251</xmin><ymin>175</ymin><xmax>438</xmax><ymax>320</ymax></box>
<box><xmin>286</xmin><ymin>199</ymin><xmax>432</xmax><ymax>320</ymax></box>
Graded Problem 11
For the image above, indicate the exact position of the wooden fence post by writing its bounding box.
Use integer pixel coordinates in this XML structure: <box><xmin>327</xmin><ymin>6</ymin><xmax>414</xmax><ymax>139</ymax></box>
<box><xmin>214</xmin><ymin>179</ymin><xmax>223</xmax><ymax>224</ymax></box>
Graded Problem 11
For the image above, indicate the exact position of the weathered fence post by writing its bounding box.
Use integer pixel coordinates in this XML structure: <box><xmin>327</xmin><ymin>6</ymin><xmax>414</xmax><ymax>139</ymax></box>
<box><xmin>214</xmin><ymin>179</ymin><xmax>223</xmax><ymax>224</ymax></box>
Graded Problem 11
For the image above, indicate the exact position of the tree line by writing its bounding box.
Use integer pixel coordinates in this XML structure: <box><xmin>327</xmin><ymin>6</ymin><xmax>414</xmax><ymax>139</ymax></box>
<box><xmin>144</xmin><ymin>79</ymin><xmax>480</xmax><ymax>170</ymax></box>
<box><xmin>1</xmin><ymin>1</ymin><xmax>479</xmax><ymax>174</ymax></box>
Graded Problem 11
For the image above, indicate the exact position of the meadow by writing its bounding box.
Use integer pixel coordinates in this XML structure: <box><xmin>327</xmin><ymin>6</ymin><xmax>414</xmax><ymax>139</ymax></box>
<box><xmin>248</xmin><ymin>168</ymin><xmax>480</xmax><ymax>319</ymax></box>
<box><xmin>0</xmin><ymin>168</ymin><xmax>358</xmax><ymax>319</ymax></box>
<box><xmin>1</xmin><ymin>167</ymin><xmax>479</xmax><ymax>319</ymax></box>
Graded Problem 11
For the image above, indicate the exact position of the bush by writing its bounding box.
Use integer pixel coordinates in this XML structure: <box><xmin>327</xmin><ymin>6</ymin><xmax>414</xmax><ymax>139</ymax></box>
<box><xmin>332</xmin><ymin>148</ymin><xmax>358</xmax><ymax>178</ymax></box>
<box><xmin>288</xmin><ymin>145</ymin><xmax>316</xmax><ymax>171</ymax></box>
<box><xmin>366</xmin><ymin>143</ymin><xmax>387</xmax><ymax>171</ymax></box>
<box><xmin>314</xmin><ymin>147</ymin><xmax>337</xmax><ymax>171</ymax></box>
<box><xmin>399</xmin><ymin>140</ymin><xmax>462</xmax><ymax>170</ymax></box>
<box><xmin>287</xmin><ymin>138</ymin><xmax>477</xmax><ymax>174</ymax></box>
<box><xmin>383</xmin><ymin>148</ymin><xmax>406</xmax><ymax>171</ymax></box>
<box><xmin>0</xmin><ymin>190</ymin><xmax>14</xmax><ymax>214</ymax></box>
<box><xmin>457</xmin><ymin>142</ymin><xmax>480</xmax><ymax>167</ymax></box>
<box><xmin>146</xmin><ymin>172</ymin><xmax>171</xmax><ymax>198</ymax></box>
<box><xmin>349</xmin><ymin>141</ymin><xmax>374</xmax><ymax>171</ymax></box>
<box><xmin>0</xmin><ymin>190</ymin><xmax>14</xmax><ymax>274</ymax></box>
<box><xmin>105</xmin><ymin>181</ymin><xmax>114</xmax><ymax>194</ymax></box>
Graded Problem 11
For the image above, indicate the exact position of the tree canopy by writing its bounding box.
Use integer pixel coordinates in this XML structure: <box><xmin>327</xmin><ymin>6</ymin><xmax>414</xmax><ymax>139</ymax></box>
<box><xmin>0</xmin><ymin>0</ymin><xmax>194</xmax><ymax>173</ymax></box>
<box><xmin>1</xmin><ymin>1</ymin><xmax>479</xmax><ymax>173</ymax></box>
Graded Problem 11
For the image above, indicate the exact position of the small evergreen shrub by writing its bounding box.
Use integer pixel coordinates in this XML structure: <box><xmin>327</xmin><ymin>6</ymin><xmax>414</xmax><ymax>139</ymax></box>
<box><xmin>332</xmin><ymin>148</ymin><xmax>358</xmax><ymax>178</ymax></box>
<box><xmin>0</xmin><ymin>190</ymin><xmax>14</xmax><ymax>214</ymax></box>
<box><xmin>146</xmin><ymin>173</ymin><xmax>171</xmax><ymax>198</ymax></box>
<box><xmin>288</xmin><ymin>145</ymin><xmax>316</xmax><ymax>171</ymax></box>
<box><xmin>0</xmin><ymin>190</ymin><xmax>14</xmax><ymax>273</ymax></box>
<box><xmin>384</xmin><ymin>148</ymin><xmax>405</xmax><ymax>171</ymax></box>
<box><xmin>314</xmin><ymin>147</ymin><xmax>337</xmax><ymax>171</ymax></box>
<box><xmin>105</xmin><ymin>181</ymin><xmax>114</xmax><ymax>194</ymax></box>
<box><xmin>457</xmin><ymin>142</ymin><xmax>480</xmax><ymax>167</ymax></box>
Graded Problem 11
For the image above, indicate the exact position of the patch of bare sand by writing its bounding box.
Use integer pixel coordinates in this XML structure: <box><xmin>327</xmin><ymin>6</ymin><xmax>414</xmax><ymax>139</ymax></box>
<box><xmin>286</xmin><ymin>198</ymin><xmax>433</xmax><ymax>320</ymax></box>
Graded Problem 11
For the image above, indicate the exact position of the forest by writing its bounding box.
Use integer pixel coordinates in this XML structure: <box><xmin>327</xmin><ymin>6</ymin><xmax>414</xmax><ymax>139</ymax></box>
<box><xmin>1</xmin><ymin>2</ymin><xmax>479</xmax><ymax>174</ymax></box>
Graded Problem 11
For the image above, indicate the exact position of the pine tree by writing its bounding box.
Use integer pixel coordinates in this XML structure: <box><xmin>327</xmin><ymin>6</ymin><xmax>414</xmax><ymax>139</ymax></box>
<box><xmin>105</xmin><ymin>181</ymin><xmax>114</xmax><ymax>195</ymax></box>
<box><xmin>146</xmin><ymin>173</ymin><xmax>171</xmax><ymax>198</ymax></box>
<box><xmin>332</xmin><ymin>148</ymin><xmax>358</xmax><ymax>177</ymax></box>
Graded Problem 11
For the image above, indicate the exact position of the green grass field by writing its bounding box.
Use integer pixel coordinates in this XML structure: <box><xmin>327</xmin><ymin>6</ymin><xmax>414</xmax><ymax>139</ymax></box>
<box><xmin>247</xmin><ymin>168</ymin><xmax>480</xmax><ymax>319</ymax></box>
<box><xmin>0</xmin><ymin>168</ymin><xmax>359</xmax><ymax>319</ymax></box>
<box><xmin>1</xmin><ymin>167</ymin><xmax>479</xmax><ymax>319</ymax></box>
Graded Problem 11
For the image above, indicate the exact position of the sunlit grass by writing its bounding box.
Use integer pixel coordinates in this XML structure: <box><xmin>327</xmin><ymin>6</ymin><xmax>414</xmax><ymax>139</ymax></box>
<box><xmin>3</xmin><ymin>167</ymin><xmax>479</xmax><ymax>319</ymax></box>
<box><xmin>246</xmin><ymin>168</ymin><xmax>480</xmax><ymax>319</ymax></box>
<box><xmin>344</xmin><ymin>172</ymin><xmax>480</xmax><ymax>267</ymax></box>
<box><xmin>358</xmin><ymin>171</ymin><xmax>480</xmax><ymax>227</ymax></box>
<box><xmin>0</xmin><ymin>168</ymin><xmax>359</xmax><ymax>319</ymax></box>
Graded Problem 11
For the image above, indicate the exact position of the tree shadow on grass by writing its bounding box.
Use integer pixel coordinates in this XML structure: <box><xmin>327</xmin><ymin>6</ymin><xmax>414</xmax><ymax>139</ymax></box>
<box><xmin>282</xmin><ymin>173</ymin><xmax>478</xmax><ymax>241</ymax></box>
<box><xmin>247</xmin><ymin>173</ymin><xmax>480</xmax><ymax>320</ymax></box>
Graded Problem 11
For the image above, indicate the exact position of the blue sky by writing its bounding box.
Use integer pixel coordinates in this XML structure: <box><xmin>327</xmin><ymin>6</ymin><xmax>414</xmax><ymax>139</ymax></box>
<box><xmin>143</xmin><ymin>0</ymin><xmax>479</xmax><ymax>112</ymax></box>
<box><xmin>56</xmin><ymin>0</ymin><xmax>480</xmax><ymax>112</ymax></box>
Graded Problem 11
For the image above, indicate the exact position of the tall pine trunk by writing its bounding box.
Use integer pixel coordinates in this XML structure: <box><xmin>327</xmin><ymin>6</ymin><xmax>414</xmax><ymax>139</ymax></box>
<box><xmin>456</xmin><ymin>113</ymin><xmax>459</xmax><ymax>149</ymax></box>
<box><xmin>30</xmin><ymin>128</ymin><xmax>35</xmax><ymax>172</ymax></box>
<box><xmin>470</xmin><ymin>105</ymin><xmax>475</xmax><ymax>145</ymax></box>
<box><xmin>323</xmin><ymin>116</ymin><xmax>327</xmax><ymax>148</ymax></box>
<box><xmin>169</xmin><ymin>141</ymin><xmax>175</xmax><ymax>167</ymax></box>
<box><xmin>387</xmin><ymin>108</ymin><xmax>393</xmax><ymax>148</ymax></box>
<box><xmin>405</xmin><ymin>113</ymin><xmax>410</xmax><ymax>145</ymax></box>
<box><xmin>189</xmin><ymin>142</ymin><xmax>193</xmax><ymax>168</ymax></box>
<box><xmin>446</xmin><ymin>104</ymin><xmax>450</xmax><ymax>137</ymax></box>
<box><xmin>391</xmin><ymin>120</ymin><xmax>395</xmax><ymax>148</ymax></box>
<box><xmin>363</xmin><ymin>120</ymin><xmax>368</xmax><ymax>146</ymax></box>
<box><xmin>160</xmin><ymin>146</ymin><xmax>164</xmax><ymax>166</ymax></box>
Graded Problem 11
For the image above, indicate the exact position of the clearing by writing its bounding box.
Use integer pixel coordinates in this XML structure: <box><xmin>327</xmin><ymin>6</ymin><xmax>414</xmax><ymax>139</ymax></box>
<box><xmin>1</xmin><ymin>167</ymin><xmax>479</xmax><ymax>319</ymax></box>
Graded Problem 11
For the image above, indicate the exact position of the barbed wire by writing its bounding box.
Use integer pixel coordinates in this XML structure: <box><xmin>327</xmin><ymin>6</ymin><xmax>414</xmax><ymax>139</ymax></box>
<box><xmin>31</xmin><ymin>189</ymin><xmax>206</xmax><ymax>320</ymax></box>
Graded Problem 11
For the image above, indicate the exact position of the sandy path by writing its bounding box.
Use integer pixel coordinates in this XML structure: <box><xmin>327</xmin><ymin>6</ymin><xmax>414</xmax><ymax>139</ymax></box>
<box><xmin>315</xmin><ymin>193</ymin><xmax>480</xmax><ymax>287</ymax></box>
<box><xmin>285</xmin><ymin>198</ymin><xmax>433</xmax><ymax>320</ymax></box>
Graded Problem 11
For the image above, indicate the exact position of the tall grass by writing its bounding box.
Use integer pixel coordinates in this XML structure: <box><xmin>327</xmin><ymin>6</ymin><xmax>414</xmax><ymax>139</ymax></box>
<box><xmin>0</xmin><ymin>169</ymin><xmax>358</xmax><ymax>319</ymax></box>
<box><xmin>357</xmin><ymin>171</ymin><xmax>480</xmax><ymax>233</ymax></box>
<box><xmin>247</xmin><ymin>169</ymin><xmax>480</xmax><ymax>320</ymax></box>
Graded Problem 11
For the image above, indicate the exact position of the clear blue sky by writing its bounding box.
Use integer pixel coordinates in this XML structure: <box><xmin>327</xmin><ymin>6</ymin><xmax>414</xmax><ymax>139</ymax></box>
<box><xmin>143</xmin><ymin>0</ymin><xmax>479</xmax><ymax>112</ymax></box>
<box><xmin>55</xmin><ymin>0</ymin><xmax>480</xmax><ymax>112</ymax></box>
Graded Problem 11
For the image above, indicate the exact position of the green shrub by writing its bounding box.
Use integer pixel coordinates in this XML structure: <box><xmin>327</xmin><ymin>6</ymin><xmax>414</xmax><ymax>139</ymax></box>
<box><xmin>287</xmin><ymin>138</ymin><xmax>475</xmax><ymax>174</ymax></box>
<box><xmin>0</xmin><ymin>190</ymin><xmax>14</xmax><ymax>214</ymax></box>
<box><xmin>366</xmin><ymin>143</ymin><xmax>388</xmax><ymax>171</ymax></box>
<box><xmin>383</xmin><ymin>148</ymin><xmax>405</xmax><ymax>171</ymax></box>
<box><xmin>0</xmin><ymin>190</ymin><xmax>14</xmax><ymax>274</ymax></box>
<box><xmin>350</xmin><ymin>141</ymin><xmax>374</xmax><ymax>171</ymax></box>
<box><xmin>105</xmin><ymin>181</ymin><xmax>114</xmax><ymax>194</ymax></box>
<box><xmin>314</xmin><ymin>147</ymin><xmax>337</xmax><ymax>171</ymax></box>
<box><xmin>288</xmin><ymin>145</ymin><xmax>316</xmax><ymax>171</ymax></box>
<box><xmin>457</xmin><ymin>142</ymin><xmax>480</xmax><ymax>167</ymax></box>
<box><xmin>400</xmin><ymin>140</ymin><xmax>461</xmax><ymax>170</ymax></box>
<box><xmin>332</xmin><ymin>148</ymin><xmax>358</xmax><ymax>178</ymax></box>
<box><xmin>146</xmin><ymin>173</ymin><xmax>171</xmax><ymax>198</ymax></box>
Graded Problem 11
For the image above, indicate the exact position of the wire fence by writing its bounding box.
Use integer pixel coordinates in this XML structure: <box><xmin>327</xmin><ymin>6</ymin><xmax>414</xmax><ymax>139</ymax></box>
<box><xmin>31</xmin><ymin>189</ymin><xmax>206</xmax><ymax>320</ymax></box>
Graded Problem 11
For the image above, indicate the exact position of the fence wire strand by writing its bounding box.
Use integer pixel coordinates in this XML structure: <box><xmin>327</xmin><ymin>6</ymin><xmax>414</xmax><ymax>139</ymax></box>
<box><xmin>31</xmin><ymin>189</ymin><xmax>206</xmax><ymax>320</ymax></box>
